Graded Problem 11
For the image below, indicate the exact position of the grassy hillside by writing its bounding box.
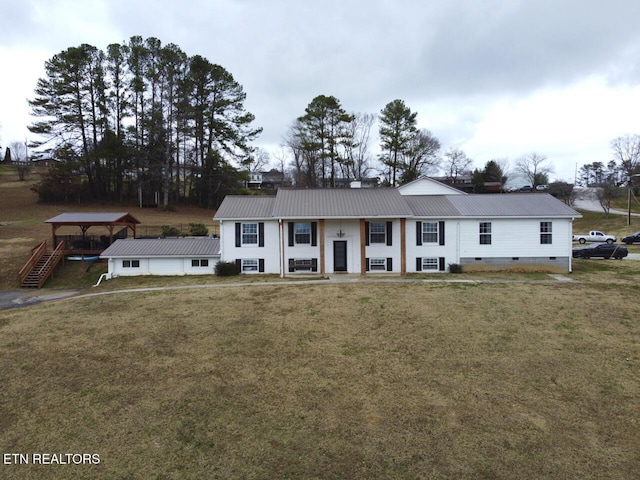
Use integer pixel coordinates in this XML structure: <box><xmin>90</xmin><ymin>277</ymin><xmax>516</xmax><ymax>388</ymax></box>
<box><xmin>0</xmin><ymin>166</ymin><xmax>218</xmax><ymax>290</ymax></box>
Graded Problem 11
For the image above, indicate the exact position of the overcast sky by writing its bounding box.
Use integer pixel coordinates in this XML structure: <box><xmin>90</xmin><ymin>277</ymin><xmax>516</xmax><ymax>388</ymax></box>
<box><xmin>2</xmin><ymin>0</ymin><xmax>640</xmax><ymax>183</ymax></box>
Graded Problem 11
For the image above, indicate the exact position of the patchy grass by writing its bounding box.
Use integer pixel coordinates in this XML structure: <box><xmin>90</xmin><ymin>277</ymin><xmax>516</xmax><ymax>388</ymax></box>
<box><xmin>1</xmin><ymin>281</ymin><xmax>639</xmax><ymax>479</ymax></box>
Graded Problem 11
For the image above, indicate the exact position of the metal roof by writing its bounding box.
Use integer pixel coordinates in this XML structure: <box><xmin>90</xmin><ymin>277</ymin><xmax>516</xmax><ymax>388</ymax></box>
<box><xmin>214</xmin><ymin>195</ymin><xmax>276</xmax><ymax>219</ymax></box>
<box><xmin>213</xmin><ymin>189</ymin><xmax>581</xmax><ymax>220</ymax></box>
<box><xmin>100</xmin><ymin>238</ymin><xmax>220</xmax><ymax>258</ymax></box>
<box><xmin>271</xmin><ymin>188</ymin><xmax>414</xmax><ymax>218</ymax></box>
<box><xmin>46</xmin><ymin>212</ymin><xmax>141</xmax><ymax>225</ymax></box>
<box><xmin>448</xmin><ymin>194</ymin><xmax>580</xmax><ymax>217</ymax></box>
<box><xmin>405</xmin><ymin>194</ymin><xmax>580</xmax><ymax>217</ymax></box>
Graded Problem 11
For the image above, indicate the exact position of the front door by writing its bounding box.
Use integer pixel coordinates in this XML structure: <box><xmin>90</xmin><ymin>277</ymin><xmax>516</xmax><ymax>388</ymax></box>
<box><xmin>333</xmin><ymin>241</ymin><xmax>347</xmax><ymax>272</ymax></box>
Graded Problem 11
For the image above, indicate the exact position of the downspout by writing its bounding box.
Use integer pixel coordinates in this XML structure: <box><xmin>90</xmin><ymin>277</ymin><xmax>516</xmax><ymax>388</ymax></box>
<box><xmin>569</xmin><ymin>218</ymin><xmax>574</xmax><ymax>273</ymax></box>
<box><xmin>456</xmin><ymin>221</ymin><xmax>461</xmax><ymax>265</ymax></box>
<box><xmin>279</xmin><ymin>219</ymin><xmax>285</xmax><ymax>278</ymax></box>
<box><xmin>218</xmin><ymin>220</ymin><xmax>224</xmax><ymax>262</ymax></box>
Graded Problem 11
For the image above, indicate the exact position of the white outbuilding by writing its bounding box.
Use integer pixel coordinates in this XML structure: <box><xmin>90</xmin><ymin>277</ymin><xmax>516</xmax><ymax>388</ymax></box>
<box><xmin>100</xmin><ymin>237</ymin><xmax>220</xmax><ymax>277</ymax></box>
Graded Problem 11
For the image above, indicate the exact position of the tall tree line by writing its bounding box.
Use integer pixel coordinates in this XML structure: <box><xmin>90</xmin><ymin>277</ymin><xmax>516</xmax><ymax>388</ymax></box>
<box><xmin>29</xmin><ymin>36</ymin><xmax>261</xmax><ymax>208</ymax></box>
<box><xmin>284</xmin><ymin>97</ymin><xmax>441</xmax><ymax>187</ymax></box>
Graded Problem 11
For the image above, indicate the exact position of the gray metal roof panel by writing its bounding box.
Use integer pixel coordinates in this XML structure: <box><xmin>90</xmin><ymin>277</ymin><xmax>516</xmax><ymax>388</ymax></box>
<box><xmin>406</xmin><ymin>194</ymin><xmax>581</xmax><ymax>218</ymax></box>
<box><xmin>46</xmin><ymin>212</ymin><xmax>140</xmax><ymax>224</ymax></box>
<box><xmin>272</xmin><ymin>188</ymin><xmax>413</xmax><ymax>218</ymax></box>
<box><xmin>214</xmin><ymin>195</ymin><xmax>276</xmax><ymax>219</ymax></box>
<box><xmin>403</xmin><ymin>196</ymin><xmax>460</xmax><ymax>217</ymax></box>
<box><xmin>448</xmin><ymin>194</ymin><xmax>581</xmax><ymax>217</ymax></box>
<box><xmin>100</xmin><ymin>238</ymin><xmax>221</xmax><ymax>258</ymax></box>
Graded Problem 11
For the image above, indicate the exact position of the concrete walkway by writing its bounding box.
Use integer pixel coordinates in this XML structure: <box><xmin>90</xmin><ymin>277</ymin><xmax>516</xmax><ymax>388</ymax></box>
<box><xmin>0</xmin><ymin>273</ymin><xmax>582</xmax><ymax>310</ymax></box>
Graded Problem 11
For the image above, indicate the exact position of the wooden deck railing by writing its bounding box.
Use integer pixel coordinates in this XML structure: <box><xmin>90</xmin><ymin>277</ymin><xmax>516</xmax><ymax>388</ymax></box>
<box><xmin>34</xmin><ymin>241</ymin><xmax>65</xmax><ymax>288</ymax></box>
<box><xmin>18</xmin><ymin>240</ymin><xmax>66</xmax><ymax>288</ymax></box>
<box><xmin>18</xmin><ymin>241</ymin><xmax>47</xmax><ymax>286</ymax></box>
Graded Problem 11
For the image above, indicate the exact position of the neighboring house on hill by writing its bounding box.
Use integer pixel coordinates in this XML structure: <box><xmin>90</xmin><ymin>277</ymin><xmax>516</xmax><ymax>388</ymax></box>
<box><xmin>100</xmin><ymin>237</ymin><xmax>220</xmax><ymax>278</ymax></box>
<box><xmin>214</xmin><ymin>177</ymin><xmax>582</xmax><ymax>275</ymax></box>
<box><xmin>245</xmin><ymin>169</ymin><xmax>289</xmax><ymax>190</ymax></box>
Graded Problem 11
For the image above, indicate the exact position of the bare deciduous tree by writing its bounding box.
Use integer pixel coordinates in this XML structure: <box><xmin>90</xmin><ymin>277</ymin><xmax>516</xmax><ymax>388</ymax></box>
<box><xmin>342</xmin><ymin>112</ymin><xmax>375</xmax><ymax>180</ymax></box>
<box><xmin>401</xmin><ymin>129</ymin><xmax>441</xmax><ymax>184</ymax></box>
<box><xmin>9</xmin><ymin>141</ymin><xmax>31</xmax><ymax>181</ymax></box>
<box><xmin>515</xmin><ymin>152</ymin><xmax>553</xmax><ymax>188</ymax></box>
<box><xmin>610</xmin><ymin>134</ymin><xmax>640</xmax><ymax>179</ymax></box>
<box><xmin>443</xmin><ymin>148</ymin><xmax>472</xmax><ymax>181</ymax></box>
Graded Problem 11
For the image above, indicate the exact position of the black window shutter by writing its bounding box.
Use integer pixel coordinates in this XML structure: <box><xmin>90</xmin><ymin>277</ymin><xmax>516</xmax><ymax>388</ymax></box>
<box><xmin>312</xmin><ymin>258</ymin><xmax>318</xmax><ymax>272</ymax></box>
<box><xmin>288</xmin><ymin>222</ymin><xmax>294</xmax><ymax>246</ymax></box>
<box><xmin>386</xmin><ymin>221</ymin><xmax>393</xmax><ymax>246</ymax></box>
<box><xmin>258</xmin><ymin>222</ymin><xmax>264</xmax><ymax>247</ymax></box>
<box><xmin>416</xmin><ymin>221</ymin><xmax>422</xmax><ymax>246</ymax></box>
<box><xmin>288</xmin><ymin>258</ymin><xmax>295</xmax><ymax>272</ymax></box>
<box><xmin>439</xmin><ymin>257</ymin><xmax>445</xmax><ymax>271</ymax></box>
<box><xmin>365</xmin><ymin>258</ymin><xmax>370</xmax><ymax>271</ymax></box>
<box><xmin>416</xmin><ymin>257</ymin><xmax>422</xmax><ymax>271</ymax></box>
<box><xmin>235</xmin><ymin>223</ymin><xmax>241</xmax><ymax>247</ymax></box>
<box><xmin>259</xmin><ymin>259</ymin><xmax>265</xmax><ymax>272</ymax></box>
<box><xmin>311</xmin><ymin>222</ymin><xmax>318</xmax><ymax>246</ymax></box>
<box><xmin>439</xmin><ymin>221</ymin><xmax>445</xmax><ymax>246</ymax></box>
<box><xmin>365</xmin><ymin>222</ymin><xmax>370</xmax><ymax>246</ymax></box>
<box><xmin>386</xmin><ymin>257</ymin><xmax>393</xmax><ymax>271</ymax></box>
<box><xmin>235</xmin><ymin>259</ymin><xmax>241</xmax><ymax>270</ymax></box>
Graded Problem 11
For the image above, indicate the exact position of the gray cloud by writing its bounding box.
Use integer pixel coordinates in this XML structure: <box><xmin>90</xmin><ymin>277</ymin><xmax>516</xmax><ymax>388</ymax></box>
<box><xmin>2</xmin><ymin>0</ymin><xmax>640</xmax><ymax>176</ymax></box>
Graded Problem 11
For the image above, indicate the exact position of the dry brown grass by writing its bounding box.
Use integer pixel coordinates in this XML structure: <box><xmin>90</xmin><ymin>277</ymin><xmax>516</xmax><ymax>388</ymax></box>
<box><xmin>1</xmin><ymin>280</ymin><xmax>639</xmax><ymax>479</ymax></box>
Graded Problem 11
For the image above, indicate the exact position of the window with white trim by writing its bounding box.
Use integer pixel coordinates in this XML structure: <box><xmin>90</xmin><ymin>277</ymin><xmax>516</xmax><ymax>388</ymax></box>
<box><xmin>479</xmin><ymin>222</ymin><xmax>492</xmax><ymax>245</ymax></box>
<box><xmin>369</xmin><ymin>258</ymin><xmax>387</xmax><ymax>271</ymax></box>
<box><xmin>191</xmin><ymin>259</ymin><xmax>209</xmax><ymax>267</ymax></box>
<box><xmin>242</xmin><ymin>259</ymin><xmax>258</xmax><ymax>272</ymax></box>
<box><xmin>242</xmin><ymin>223</ymin><xmax>258</xmax><ymax>245</ymax></box>
<box><xmin>422</xmin><ymin>258</ymin><xmax>439</xmax><ymax>271</ymax></box>
<box><xmin>370</xmin><ymin>222</ymin><xmax>386</xmax><ymax>243</ymax></box>
<box><xmin>422</xmin><ymin>222</ymin><xmax>438</xmax><ymax>243</ymax></box>
<box><xmin>294</xmin><ymin>222</ymin><xmax>311</xmax><ymax>244</ymax></box>
<box><xmin>540</xmin><ymin>222</ymin><xmax>552</xmax><ymax>244</ymax></box>
<box><xmin>122</xmin><ymin>259</ymin><xmax>140</xmax><ymax>268</ymax></box>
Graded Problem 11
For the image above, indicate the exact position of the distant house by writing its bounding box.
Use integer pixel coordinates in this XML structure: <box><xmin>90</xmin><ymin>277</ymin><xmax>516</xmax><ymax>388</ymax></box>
<box><xmin>214</xmin><ymin>177</ymin><xmax>581</xmax><ymax>275</ymax></box>
<box><xmin>245</xmin><ymin>169</ymin><xmax>289</xmax><ymax>190</ymax></box>
<box><xmin>100</xmin><ymin>237</ymin><xmax>220</xmax><ymax>277</ymax></box>
<box><xmin>428</xmin><ymin>175</ymin><xmax>504</xmax><ymax>193</ymax></box>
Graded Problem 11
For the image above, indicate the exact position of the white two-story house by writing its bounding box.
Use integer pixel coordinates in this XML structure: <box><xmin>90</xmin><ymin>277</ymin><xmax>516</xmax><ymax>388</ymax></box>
<box><xmin>214</xmin><ymin>177</ymin><xmax>581</xmax><ymax>275</ymax></box>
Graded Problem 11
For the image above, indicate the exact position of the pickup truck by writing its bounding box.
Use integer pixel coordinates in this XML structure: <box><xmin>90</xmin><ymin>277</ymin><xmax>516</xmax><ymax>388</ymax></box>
<box><xmin>572</xmin><ymin>230</ymin><xmax>617</xmax><ymax>244</ymax></box>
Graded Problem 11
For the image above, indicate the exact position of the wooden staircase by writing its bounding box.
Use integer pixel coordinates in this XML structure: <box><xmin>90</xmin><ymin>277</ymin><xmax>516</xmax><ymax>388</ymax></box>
<box><xmin>18</xmin><ymin>241</ymin><xmax>65</xmax><ymax>288</ymax></box>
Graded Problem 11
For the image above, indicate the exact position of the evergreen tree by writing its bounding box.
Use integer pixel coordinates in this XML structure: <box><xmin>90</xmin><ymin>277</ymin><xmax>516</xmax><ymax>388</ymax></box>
<box><xmin>296</xmin><ymin>95</ymin><xmax>352</xmax><ymax>187</ymax></box>
<box><xmin>28</xmin><ymin>37</ymin><xmax>261</xmax><ymax>207</ymax></box>
<box><xmin>379</xmin><ymin>99</ymin><xmax>417</xmax><ymax>186</ymax></box>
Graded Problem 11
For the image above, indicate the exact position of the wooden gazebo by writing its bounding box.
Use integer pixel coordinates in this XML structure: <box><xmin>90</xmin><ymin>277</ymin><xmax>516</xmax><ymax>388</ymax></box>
<box><xmin>45</xmin><ymin>212</ymin><xmax>141</xmax><ymax>256</ymax></box>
